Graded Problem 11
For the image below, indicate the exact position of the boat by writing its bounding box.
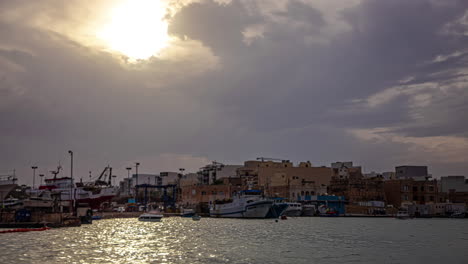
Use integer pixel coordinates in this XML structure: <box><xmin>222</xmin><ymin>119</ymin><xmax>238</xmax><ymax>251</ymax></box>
<box><xmin>0</xmin><ymin>174</ymin><xmax>18</xmax><ymax>202</ymax></box>
<box><xmin>138</xmin><ymin>211</ymin><xmax>163</xmax><ymax>222</ymax></box>
<box><xmin>181</xmin><ymin>208</ymin><xmax>195</xmax><ymax>217</ymax></box>
<box><xmin>33</xmin><ymin>165</ymin><xmax>118</xmax><ymax>210</ymax></box>
<box><xmin>92</xmin><ymin>215</ymin><xmax>103</xmax><ymax>220</ymax></box>
<box><xmin>210</xmin><ymin>190</ymin><xmax>273</xmax><ymax>218</ymax></box>
<box><xmin>302</xmin><ymin>204</ymin><xmax>316</xmax><ymax>216</ymax></box>
<box><xmin>282</xmin><ymin>203</ymin><xmax>302</xmax><ymax>217</ymax></box>
<box><xmin>396</xmin><ymin>209</ymin><xmax>411</xmax><ymax>219</ymax></box>
<box><xmin>266</xmin><ymin>198</ymin><xmax>289</xmax><ymax>218</ymax></box>
<box><xmin>318</xmin><ymin>205</ymin><xmax>340</xmax><ymax>217</ymax></box>
<box><xmin>449</xmin><ymin>212</ymin><xmax>466</xmax><ymax>218</ymax></box>
<box><xmin>192</xmin><ymin>214</ymin><xmax>201</xmax><ymax>221</ymax></box>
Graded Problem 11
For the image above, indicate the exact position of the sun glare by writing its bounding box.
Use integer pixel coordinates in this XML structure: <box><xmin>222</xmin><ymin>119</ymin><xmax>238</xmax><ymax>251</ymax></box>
<box><xmin>97</xmin><ymin>0</ymin><xmax>170</xmax><ymax>61</ymax></box>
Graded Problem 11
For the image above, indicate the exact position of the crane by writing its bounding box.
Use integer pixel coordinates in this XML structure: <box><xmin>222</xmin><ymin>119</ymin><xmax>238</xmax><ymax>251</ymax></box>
<box><xmin>95</xmin><ymin>165</ymin><xmax>112</xmax><ymax>186</ymax></box>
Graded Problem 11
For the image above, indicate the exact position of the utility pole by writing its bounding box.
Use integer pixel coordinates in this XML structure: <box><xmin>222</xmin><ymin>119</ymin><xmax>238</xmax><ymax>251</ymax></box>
<box><xmin>68</xmin><ymin>150</ymin><xmax>74</xmax><ymax>214</ymax></box>
<box><xmin>31</xmin><ymin>166</ymin><xmax>38</xmax><ymax>189</ymax></box>
<box><xmin>135</xmin><ymin>162</ymin><xmax>140</xmax><ymax>203</ymax></box>
<box><xmin>126</xmin><ymin>167</ymin><xmax>132</xmax><ymax>196</ymax></box>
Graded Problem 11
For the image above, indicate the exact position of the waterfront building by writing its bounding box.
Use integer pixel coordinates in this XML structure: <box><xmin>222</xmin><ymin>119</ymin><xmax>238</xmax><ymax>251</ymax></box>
<box><xmin>237</xmin><ymin>160</ymin><xmax>332</xmax><ymax>199</ymax></box>
<box><xmin>180</xmin><ymin>173</ymin><xmax>199</xmax><ymax>187</ymax></box>
<box><xmin>328</xmin><ymin>163</ymin><xmax>385</xmax><ymax>204</ymax></box>
<box><xmin>395</xmin><ymin>166</ymin><xmax>429</xmax><ymax>179</ymax></box>
<box><xmin>384</xmin><ymin>178</ymin><xmax>438</xmax><ymax>207</ymax></box>
<box><xmin>197</xmin><ymin>162</ymin><xmax>242</xmax><ymax>185</ymax></box>
<box><xmin>439</xmin><ymin>176</ymin><xmax>468</xmax><ymax>192</ymax></box>
<box><xmin>159</xmin><ymin>172</ymin><xmax>179</xmax><ymax>185</ymax></box>
<box><xmin>180</xmin><ymin>184</ymin><xmax>244</xmax><ymax>207</ymax></box>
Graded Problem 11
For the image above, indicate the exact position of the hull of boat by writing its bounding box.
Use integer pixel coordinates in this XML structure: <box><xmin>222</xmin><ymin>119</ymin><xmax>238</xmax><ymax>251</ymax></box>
<box><xmin>266</xmin><ymin>204</ymin><xmax>289</xmax><ymax>218</ymax></box>
<box><xmin>210</xmin><ymin>200</ymin><xmax>273</xmax><ymax>218</ymax></box>
<box><xmin>283</xmin><ymin>209</ymin><xmax>302</xmax><ymax>217</ymax></box>
<box><xmin>302</xmin><ymin>207</ymin><xmax>316</xmax><ymax>216</ymax></box>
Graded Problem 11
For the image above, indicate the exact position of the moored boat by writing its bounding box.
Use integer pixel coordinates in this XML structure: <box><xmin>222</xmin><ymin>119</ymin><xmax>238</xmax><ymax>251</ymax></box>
<box><xmin>210</xmin><ymin>190</ymin><xmax>273</xmax><ymax>218</ymax></box>
<box><xmin>302</xmin><ymin>204</ymin><xmax>316</xmax><ymax>216</ymax></box>
<box><xmin>282</xmin><ymin>203</ymin><xmax>302</xmax><ymax>217</ymax></box>
<box><xmin>138</xmin><ymin>212</ymin><xmax>163</xmax><ymax>222</ymax></box>
<box><xmin>396</xmin><ymin>209</ymin><xmax>411</xmax><ymax>219</ymax></box>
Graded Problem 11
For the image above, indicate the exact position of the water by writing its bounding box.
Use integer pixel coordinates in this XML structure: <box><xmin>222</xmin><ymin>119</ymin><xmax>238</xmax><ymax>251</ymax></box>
<box><xmin>1</xmin><ymin>217</ymin><xmax>467</xmax><ymax>264</ymax></box>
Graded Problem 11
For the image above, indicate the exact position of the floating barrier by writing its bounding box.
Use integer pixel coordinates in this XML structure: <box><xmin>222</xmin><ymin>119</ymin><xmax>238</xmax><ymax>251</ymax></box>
<box><xmin>0</xmin><ymin>227</ymin><xmax>50</xmax><ymax>233</ymax></box>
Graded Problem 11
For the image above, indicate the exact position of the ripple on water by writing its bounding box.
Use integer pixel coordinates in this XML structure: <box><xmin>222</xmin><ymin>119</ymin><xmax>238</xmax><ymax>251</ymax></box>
<box><xmin>0</xmin><ymin>217</ymin><xmax>468</xmax><ymax>263</ymax></box>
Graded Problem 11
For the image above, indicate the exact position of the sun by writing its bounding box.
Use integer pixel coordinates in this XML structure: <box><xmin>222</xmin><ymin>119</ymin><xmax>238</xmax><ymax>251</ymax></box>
<box><xmin>97</xmin><ymin>0</ymin><xmax>170</xmax><ymax>61</ymax></box>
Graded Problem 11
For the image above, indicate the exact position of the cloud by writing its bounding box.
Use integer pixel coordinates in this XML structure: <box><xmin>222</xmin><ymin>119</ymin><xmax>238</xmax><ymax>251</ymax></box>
<box><xmin>348</xmin><ymin>128</ymin><xmax>468</xmax><ymax>164</ymax></box>
<box><xmin>1</xmin><ymin>0</ymin><xmax>468</xmax><ymax>184</ymax></box>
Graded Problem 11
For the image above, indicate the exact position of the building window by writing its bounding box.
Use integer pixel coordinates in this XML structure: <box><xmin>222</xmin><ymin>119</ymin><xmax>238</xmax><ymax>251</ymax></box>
<box><xmin>212</xmin><ymin>191</ymin><xmax>217</xmax><ymax>195</ymax></box>
<box><xmin>430</xmin><ymin>196</ymin><xmax>434</xmax><ymax>201</ymax></box>
<box><xmin>429</xmin><ymin>186</ymin><xmax>434</xmax><ymax>192</ymax></box>
<box><xmin>403</xmin><ymin>185</ymin><xmax>409</xmax><ymax>191</ymax></box>
<box><xmin>292</xmin><ymin>192</ymin><xmax>295</xmax><ymax>198</ymax></box>
<box><xmin>301</xmin><ymin>191</ymin><xmax>304</xmax><ymax>196</ymax></box>
<box><xmin>413</xmin><ymin>186</ymin><xmax>417</xmax><ymax>192</ymax></box>
<box><xmin>201</xmin><ymin>191</ymin><xmax>206</xmax><ymax>195</ymax></box>
<box><xmin>404</xmin><ymin>195</ymin><xmax>408</xmax><ymax>201</ymax></box>
<box><xmin>305</xmin><ymin>191</ymin><xmax>310</xmax><ymax>196</ymax></box>
<box><xmin>421</xmin><ymin>186</ymin><xmax>425</xmax><ymax>192</ymax></box>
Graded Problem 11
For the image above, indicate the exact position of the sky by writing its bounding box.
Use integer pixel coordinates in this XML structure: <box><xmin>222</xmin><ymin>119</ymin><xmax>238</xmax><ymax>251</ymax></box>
<box><xmin>1</xmin><ymin>0</ymin><xmax>468</xmax><ymax>185</ymax></box>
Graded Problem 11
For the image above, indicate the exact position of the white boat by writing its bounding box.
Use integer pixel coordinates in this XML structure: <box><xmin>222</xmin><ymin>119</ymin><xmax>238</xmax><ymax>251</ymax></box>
<box><xmin>282</xmin><ymin>203</ymin><xmax>302</xmax><ymax>217</ymax></box>
<box><xmin>210</xmin><ymin>190</ymin><xmax>273</xmax><ymax>218</ymax></box>
<box><xmin>138</xmin><ymin>212</ymin><xmax>164</xmax><ymax>222</ymax></box>
<box><xmin>302</xmin><ymin>204</ymin><xmax>316</xmax><ymax>216</ymax></box>
<box><xmin>396</xmin><ymin>210</ymin><xmax>411</xmax><ymax>219</ymax></box>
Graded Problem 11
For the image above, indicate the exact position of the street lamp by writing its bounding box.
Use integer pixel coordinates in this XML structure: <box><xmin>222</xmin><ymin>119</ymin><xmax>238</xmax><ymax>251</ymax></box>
<box><xmin>135</xmin><ymin>162</ymin><xmax>140</xmax><ymax>202</ymax></box>
<box><xmin>31</xmin><ymin>166</ymin><xmax>38</xmax><ymax>189</ymax></box>
<box><xmin>126</xmin><ymin>167</ymin><xmax>132</xmax><ymax>195</ymax></box>
<box><xmin>68</xmin><ymin>150</ymin><xmax>74</xmax><ymax>213</ymax></box>
<box><xmin>39</xmin><ymin>174</ymin><xmax>44</xmax><ymax>186</ymax></box>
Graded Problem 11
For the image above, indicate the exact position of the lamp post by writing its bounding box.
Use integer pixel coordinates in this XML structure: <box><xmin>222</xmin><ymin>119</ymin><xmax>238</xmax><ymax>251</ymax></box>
<box><xmin>31</xmin><ymin>166</ymin><xmax>38</xmax><ymax>189</ymax></box>
<box><xmin>68</xmin><ymin>150</ymin><xmax>74</xmax><ymax>213</ymax></box>
<box><xmin>39</xmin><ymin>174</ymin><xmax>44</xmax><ymax>186</ymax></box>
<box><xmin>126</xmin><ymin>167</ymin><xmax>132</xmax><ymax>195</ymax></box>
<box><xmin>178</xmin><ymin>168</ymin><xmax>185</xmax><ymax>202</ymax></box>
<box><xmin>135</xmin><ymin>162</ymin><xmax>140</xmax><ymax>202</ymax></box>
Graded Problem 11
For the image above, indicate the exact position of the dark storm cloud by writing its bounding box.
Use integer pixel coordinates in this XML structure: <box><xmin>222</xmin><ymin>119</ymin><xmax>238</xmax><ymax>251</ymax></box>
<box><xmin>1</xmin><ymin>0</ymin><xmax>468</xmax><ymax>183</ymax></box>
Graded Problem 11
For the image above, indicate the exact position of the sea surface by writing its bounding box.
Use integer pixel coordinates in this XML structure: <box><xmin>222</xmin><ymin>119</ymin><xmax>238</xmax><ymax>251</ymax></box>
<box><xmin>1</xmin><ymin>217</ymin><xmax>467</xmax><ymax>264</ymax></box>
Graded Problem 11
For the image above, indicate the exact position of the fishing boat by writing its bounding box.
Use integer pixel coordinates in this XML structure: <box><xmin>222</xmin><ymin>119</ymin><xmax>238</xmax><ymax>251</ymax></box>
<box><xmin>138</xmin><ymin>212</ymin><xmax>163</xmax><ymax>222</ymax></box>
<box><xmin>282</xmin><ymin>203</ymin><xmax>303</xmax><ymax>217</ymax></box>
<box><xmin>396</xmin><ymin>209</ymin><xmax>411</xmax><ymax>219</ymax></box>
<box><xmin>302</xmin><ymin>204</ymin><xmax>316</xmax><ymax>216</ymax></box>
<box><xmin>181</xmin><ymin>208</ymin><xmax>195</xmax><ymax>217</ymax></box>
<box><xmin>266</xmin><ymin>198</ymin><xmax>289</xmax><ymax>218</ymax></box>
<box><xmin>0</xmin><ymin>174</ymin><xmax>18</xmax><ymax>202</ymax></box>
<box><xmin>32</xmin><ymin>165</ymin><xmax>118</xmax><ymax>210</ymax></box>
<box><xmin>210</xmin><ymin>190</ymin><xmax>273</xmax><ymax>218</ymax></box>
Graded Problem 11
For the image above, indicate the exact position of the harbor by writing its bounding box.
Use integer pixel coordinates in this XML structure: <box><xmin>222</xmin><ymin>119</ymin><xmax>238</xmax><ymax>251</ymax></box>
<box><xmin>1</xmin><ymin>158</ymin><xmax>467</xmax><ymax>231</ymax></box>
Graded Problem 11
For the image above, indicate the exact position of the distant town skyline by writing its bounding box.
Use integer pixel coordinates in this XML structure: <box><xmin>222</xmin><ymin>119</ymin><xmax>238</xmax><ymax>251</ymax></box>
<box><xmin>1</xmin><ymin>0</ymin><xmax>468</xmax><ymax>185</ymax></box>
